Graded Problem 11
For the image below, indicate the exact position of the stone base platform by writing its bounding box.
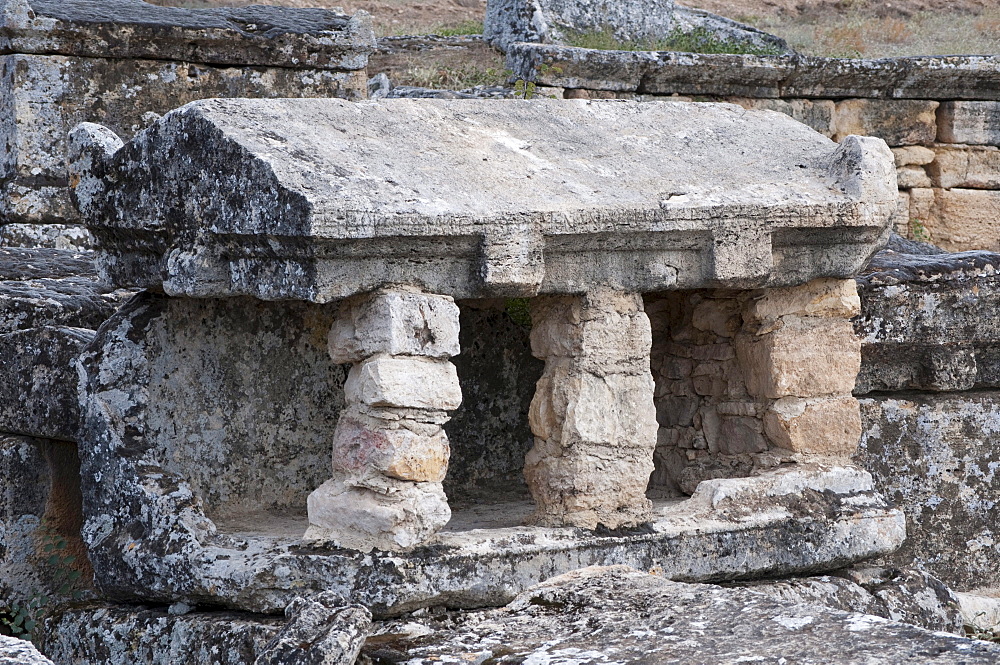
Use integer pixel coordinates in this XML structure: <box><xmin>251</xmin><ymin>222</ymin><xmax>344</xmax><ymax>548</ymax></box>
<box><xmin>122</xmin><ymin>465</ymin><xmax>903</xmax><ymax>617</ymax></box>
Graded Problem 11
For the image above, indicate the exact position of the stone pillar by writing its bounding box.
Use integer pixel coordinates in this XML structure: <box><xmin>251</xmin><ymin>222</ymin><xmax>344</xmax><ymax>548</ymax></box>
<box><xmin>304</xmin><ymin>288</ymin><xmax>462</xmax><ymax>552</ymax></box>
<box><xmin>735</xmin><ymin>278</ymin><xmax>862</xmax><ymax>457</ymax></box>
<box><xmin>525</xmin><ymin>291</ymin><xmax>658</xmax><ymax>529</ymax></box>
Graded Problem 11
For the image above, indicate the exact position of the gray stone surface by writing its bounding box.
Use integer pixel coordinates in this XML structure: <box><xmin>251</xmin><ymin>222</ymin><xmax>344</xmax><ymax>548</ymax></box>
<box><xmin>508</xmin><ymin>45</ymin><xmax>1000</xmax><ymax>100</ymax></box>
<box><xmin>42</xmin><ymin>606</ymin><xmax>282</xmax><ymax>665</ymax></box>
<box><xmin>0</xmin><ymin>0</ymin><xmax>375</xmax><ymax>70</ymax></box>
<box><xmin>75</xmin><ymin>294</ymin><xmax>902</xmax><ymax>614</ymax></box>
<box><xmin>0</xmin><ymin>326</ymin><xmax>93</xmax><ymax>440</ymax></box>
<box><xmin>741</xmin><ymin>567</ymin><xmax>965</xmax><ymax>634</ymax></box>
<box><xmin>857</xmin><ymin>393</ymin><xmax>1000</xmax><ymax>591</ymax></box>
<box><xmin>72</xmin><ymin>98</ymin><xmax>895</xmax><ymax>301</ymax></box>
<box><xmin>855</xmin><ymin>243</ymin><xmax>1000</xmax><ymax>393</ymax></box>
<box><xmin>938</xmin><ymin>101</ymin><xmax>1000</xmax><ymax>145</ymax></box>
<box><xmin>2</xmin><ymin>51</ymin><xmax>368</xmax><ymax>225</ymax></box>
<box><xmin>254</xmin><ymin>592</ymin><xmax>370</xmax><ymax>665</ymax></box>
<box><xmin>485</xmin><ymin>0</ymin><xmax>789</xmax><ymax>53</ymax></box>
<box><xmin>0</xmin><ymin>223</ymin><xmax>94</xmax><ymax>250</ymax></box>
<box><xmin>0</xmin><ymin>636</ymin><xmax>52</xmax><ymax>665</ymax></box>
<box><xmin>363</xmin><ymin>566</ymin><xmax>1000</xmax><ymax>664</ymax></box>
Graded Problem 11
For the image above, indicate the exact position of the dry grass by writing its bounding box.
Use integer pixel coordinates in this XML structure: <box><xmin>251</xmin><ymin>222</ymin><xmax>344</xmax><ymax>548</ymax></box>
<box><xmin>745</xmin><ymin>7</ymin><xmax>1000</xmax><ymax>58</ymax></box>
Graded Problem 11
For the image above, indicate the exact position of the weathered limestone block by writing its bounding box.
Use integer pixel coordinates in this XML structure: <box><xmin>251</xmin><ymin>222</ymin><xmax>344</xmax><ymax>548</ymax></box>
<box><xmin>368</xmin><ymin>566</ymin><xmax>1000</xmax><ymax>664</ymax></box>
<box><xmin>857</xmin><ymin>394</ymin><xmax>1000</xmax><ymax>592</ymax></box>
<box><xmin>254</xmin><ymin>593</ymin><xmax>371</xmax><ymax>665</ymax></box>
<box><xmin>892</xmin><ymin>146</ymin><xmax>936</xmax><ymax>168</ymax></box>
<box><xmin>43</xmin><ymin>606</ymin><xmax>283</xmax><ymax>665</ymax></box>
<box><xmin>736</xmin><ymin>317</ymin><xmax>861</xmax><ymax>399</ymax></box>
<box><xmin>726</xmin><ymin>97</ymin><xmax>835</xmax><ymax>136</ymax></box>
<box><xmin>916</xmin><ymin>188</ymin><xmax>1000</xmax><ymax>252</ymax></box>
<box><xmin>328</xmin><ymin>289</ymin><xmax>460</xmax><ymax>363</ymax></box>
<box><xmin>763</xmin><ymin>396</ymin><xmax>862</xmax><ymax>455</ymax></box>
<box><xmin>856</xmin><ymin>241</ymin><xmax>1000</xmax><ymax>393</ymax></box>
<box><xmin>525</xmin><ymin>292</ymin><xmax>656</xmax><ymax>529</ymax></box>
<box><xmin>741</xmin><ymin>567</ymin><xmax>965</xmax><ymax>635</ymax></box>
<box><xmin>71</xmin><ymin>98</ymin><xmax>898</xmax><ymax>301</ymax></box>
<box><xmin>0</xmin><ymin>636</ymin><xmax>52</xmax><ymax>665</ymax></box>
<box><xmin>833</xmin><ymin>99</ymin><xmax>939</xmax><ymax>147</ymax></box>
<box><xmin>307</xmin><ymin>289</ymin><xmax>462</xmax><ymax>552</ymax></box>
<box><xmin>509</xmin><ymin>46</ymin><xmax>1000</xmax><ymax>100</ymax></box>
<box><xmin>897</xmin><ymin>166</ymin><xmax>931</xmax><ymax>189</ymax></box>
<box><xmin>483</xmin><ymin>0</ymin><xmax>788</xmax><ymax>53</ymax></box>
<box><xmin>929</xmin><ymin>144</ymin><xmax>1000</xmax><ymax>189</ymax></box>
<box><xmin>891</xmin><ymin>191</ymin><xmax>911</xmax><ymax>236</ymax></box>
<box><xmin>938</xmin><ymin>101</ymin><xmax>1000</xmax><ymax>145</ymax></box>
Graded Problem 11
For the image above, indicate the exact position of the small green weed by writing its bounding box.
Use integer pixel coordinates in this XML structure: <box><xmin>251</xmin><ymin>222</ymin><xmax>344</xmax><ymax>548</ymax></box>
<box><xmin>514</xmin><ymin>63</ymin><xmax>563</xmax><ymax>99</ymax></box>
<box><xmin>565</xmin><ymin>26</ymin><xmax>783</xmax><ymax>56</ymax></box>
<box><xmin>910</xmin><ymin>218</ymin><xmax>931</xmax><ymax>243</ymax></box>
<box><xmin>504</xmin><ymin>298</ymin><xmax>532</xmax><ymax>328</ymax></box>
<box><xmin>0</xmin><ymin>528</ymin><xmax>85</xmax><ymax>645</ymax></box>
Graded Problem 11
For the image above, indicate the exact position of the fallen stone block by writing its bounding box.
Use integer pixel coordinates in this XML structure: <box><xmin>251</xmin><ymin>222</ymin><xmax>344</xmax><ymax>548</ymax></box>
<box><xmin>42</xmin><ymin>606</ymin><xmax>282</xmax><ymax>665</ymax></box>
<box><xmin>364</xmin><ymin>566</ymin><xmax>1000</xmax><ymax>664</ymax></box>
<box><xmin>0</xmin><ymin>636</ymin><xmax>52</xmax><ymax>665</ymax></box>
<box><xmin>739</xmin><ymin>566</ymin><xmax>965</xmax><ymax>635</ymax></box>
<box><xmin>254</xmin><ymin>592</ymin><xmax>371</xmax><ymax>665</ymax></box>
<box><xmin>938</xmin><ymin>101</ymin><xmax>1000</xmax><ymax>145</ymax></box>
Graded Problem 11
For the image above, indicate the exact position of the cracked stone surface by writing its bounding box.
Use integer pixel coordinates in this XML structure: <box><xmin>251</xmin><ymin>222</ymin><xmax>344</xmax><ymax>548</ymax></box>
<box><xmin>364</xmin><ymin>566</ymin><xmax>1000</xmax><ymax>664</ymax></box>
<box><xmin>71</xmin><ymin>98</ymin><xmax>896</xmax><ymax>301</ymax></box>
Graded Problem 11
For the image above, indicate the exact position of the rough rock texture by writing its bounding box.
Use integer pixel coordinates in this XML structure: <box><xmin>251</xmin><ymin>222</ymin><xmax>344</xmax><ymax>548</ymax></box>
<box><xmin>254</xmin><ymin>593</ymin><xmax>370</xmax><ymax>665</ymax></box>
<box><xmin>1</xmin><ymin>50</ymin><xmax>369</xmax><ymax>225</ymax></box>
<box><xmin>42</xmin><ymin>606</ymin><xmax>283</xmax><ymax>665</ymax></box>
<box><xmin>930</xmin><ymin>145</ymin><xmax>1000</xmax><ymax>190</ymax></box>
<box><xmin>483</xmin><ymin>0</ymin><xmax>788</xmax><ymax>53</ymax></box>
<box><xmin>913</xmin><ymin>188</ymin><xmax>1000</xmax><ymax>253</ymax></box>
<box><xmin>938</xmin><ymin>101</ymin><xmax>1000</xmax><ymax>145</ymax></box>
<box><xmin>306</xmin><ymin>288</ymin><xmax>462</xmax><ymax>552</ymax></box>
<box><xmin>0</xmin><ymin>636</ymin><xmax>52</xmax><ymax>665</ymax></box>
<box><xmin>0</xmin><ymin>0</ymin><xmax>375</xmax><ymax>69</ymax></box>
<box><xmin>740</xmin><ymin>567</ymin><xmax>966</xmax><ymax>635</ymax></box>
<box><xmin>833</xmin><ymin>99</ymin><xmax>939</xmax><ymax>147</ymax></box>
<box><xmin>508</xmin><ymin>46</ymin><xmax>1000</xmax><ymax>100</ymax></box>
<box><xmin>857</xmin><ymin>394</ymin><xmax>1000</xmax><ymax>591</ymax></box>
<box><xmin>0</xmin><ymin>247</ymin><xmax>121</xmax><ymax>440</ymax></box>
<box><xmin>71</xmin><ymin>98</ymin><xmax>897</xmax><ymax>301</ymax></box>
<box><xmin>525</xmin><ymin>291</ymin><xmax>657</xmax><ymax>529</ymax></box>
<box><xmin>364</xmin><ymin>566</ymin><xmax>1000</xmax><ymax>664</ymax></box>
<box><xmin>855</xmin><ymin>239</ymin><xmax>1000</xmax><ymax>590</ymax></box>
<box><xmin>0</xmin><ymin>223</ymin><xmax>94</xmax><ymax>250</ymax></box>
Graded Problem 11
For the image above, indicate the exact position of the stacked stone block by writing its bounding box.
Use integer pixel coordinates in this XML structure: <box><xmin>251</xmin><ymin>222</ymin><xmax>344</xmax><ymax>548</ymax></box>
<box><xmin>306</xmin><ymin>288</ymin><xmax>463</xmax><ymax>552</ymax></box>
<box><xmin>525</xmin><ymin>291</ymin><xmax>658</xmax><ymax>529</ymax></box>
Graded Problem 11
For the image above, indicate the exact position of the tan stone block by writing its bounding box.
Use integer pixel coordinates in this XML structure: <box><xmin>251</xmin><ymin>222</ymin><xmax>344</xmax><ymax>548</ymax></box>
<box><xmin>834</xmin><ymin>99</ymin><xmax>939</xmax><ymax>146</ymax></box>
<box><xmin>331</xmin><ymin>417</ymin><xmax>449</xmax><ymax>483</ymax></box>
<box><xmin>691</xmin><ymin>297</ymin><xmax>741</xmax><ymax>338</ymax></box>
<box><xmin>929</xmin><ymin>144</ymin><xmax>1000</xmax><ymax>189</ymax></box>
<box><xmin>735</xmin><ymin>318</ymin><xmax>861</xmax><ymax>399</ymax></box>
<box><xmin>937</xmin><ymin>101</ymin><xmax>1000</xmax><ymax>145</ymax></box>
<box><xmin>726</xmin><ymin>97</ymin><xmax>835</xmax><ymax>137</ymax></box>
<box><xmin>921</xmin><ymin>188</ymin><xmax>1000</xmax><ymax>252</ymax></box>
<box><xmin>897</xmin><ymin>166</ymin><xmax>931</xmax><ymax>189</ymax></box>
<box><xmin>763</xmin><ymin>396</ymin><xmax>861</xmax><ymax>456</ymax></box>
<box><xmin>909</xmin><ymin>187</ymin><xmax>936</xmax><ymax>237</ymax></box>
<box><xmin>745</xmin><ymin>278</ymin><xmax>860</xmax><ymax>325</ymax></box>
<box><xmin>344</xmin><ymin>355</ymin><xmax>462</xmax><ymax>411</ymax></box>
<box><xmin>892</xmin><ymin>146</ymin><xmax>936</xmax><ymax>167</ymax></box>
<box><xmin>891</xmin><ymin>191</ymin><xmax>910</xmax><ymax>237</ymax></box>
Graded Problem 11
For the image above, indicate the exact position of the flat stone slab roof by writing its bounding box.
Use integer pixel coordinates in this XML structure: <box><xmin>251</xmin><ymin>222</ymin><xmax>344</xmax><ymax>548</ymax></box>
<box><xmin>72</xmin><ymin>98</ymin><xmax>896</xmax><ymax>301</ymax></box>
<box><xmin>0</xmin><ymin>0</ymin><xmax>374</xmax><ymax>69</ymax></box>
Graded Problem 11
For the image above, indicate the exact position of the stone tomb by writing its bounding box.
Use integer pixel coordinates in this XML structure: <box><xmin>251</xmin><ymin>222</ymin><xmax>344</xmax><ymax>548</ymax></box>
<box><xmin>70</xmin><ymin>98</ymin><xmax>902</xmax><ymax>614</ymax></box>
